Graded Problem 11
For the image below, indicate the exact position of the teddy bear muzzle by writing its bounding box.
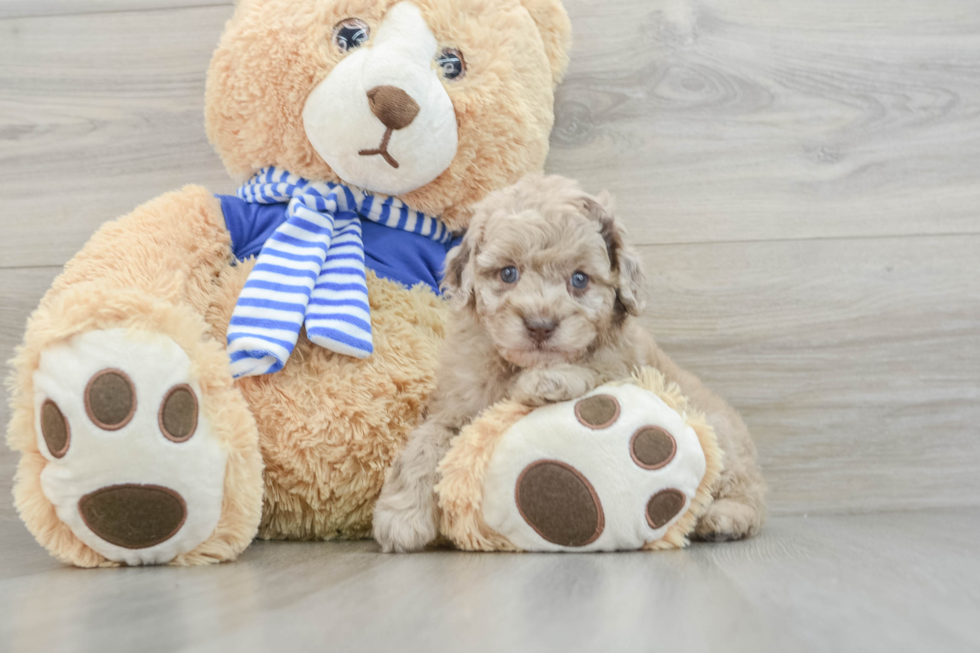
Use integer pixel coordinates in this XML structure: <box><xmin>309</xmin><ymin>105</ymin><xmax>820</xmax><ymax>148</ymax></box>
<box><xmin>302</xmin><ymin>2</ymin><xmax>459</xmax><ymax>196</ymax></box>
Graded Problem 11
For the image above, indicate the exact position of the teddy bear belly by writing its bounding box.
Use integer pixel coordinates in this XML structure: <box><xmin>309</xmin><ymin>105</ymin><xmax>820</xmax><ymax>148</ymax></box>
<box><xmin>208</xmin><ymin>259</ymin><xmax>448</xmax><ymax>540</ymax></box>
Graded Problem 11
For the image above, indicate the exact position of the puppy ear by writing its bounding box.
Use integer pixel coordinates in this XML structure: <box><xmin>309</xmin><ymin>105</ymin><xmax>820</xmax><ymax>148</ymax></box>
<box><xmin>615</xmin><ymin>244</ymin><xmax>646</xmax><ymax>316</ymax></box>
<box><xmin>442</xmin><ymin>237</ymin><xmax>475</xmax><ymax>310</ymax></box>
<box><xmin>595</xmin><ymin>189</ymin><xmax>615</xmax><ymax>212</ymax></box>
<box><xmin>582</xmin><ymin>196</ymin><xmax>646</xmax><ymax>316</ymax></box>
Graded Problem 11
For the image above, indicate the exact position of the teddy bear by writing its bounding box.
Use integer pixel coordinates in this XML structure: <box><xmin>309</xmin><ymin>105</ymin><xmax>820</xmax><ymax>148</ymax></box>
<box><xmin>6</xmin><ymin>0</ymin><xmax>574</xmax><ymax>566</ymax></box>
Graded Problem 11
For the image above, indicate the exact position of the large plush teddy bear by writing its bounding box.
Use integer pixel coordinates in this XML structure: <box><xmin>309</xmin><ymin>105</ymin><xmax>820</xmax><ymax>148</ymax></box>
<box><xmin>7</xmin><ymin>0</ymin><xmax>573</xmax><ymax>566</ymax></box>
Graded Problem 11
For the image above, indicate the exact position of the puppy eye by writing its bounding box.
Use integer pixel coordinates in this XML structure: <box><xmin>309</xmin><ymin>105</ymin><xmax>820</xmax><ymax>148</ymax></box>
<box><xmin>500</xmin><ymin>266</ymin><xmax>520</xmax><ymax>284</ymax></box>
<box><xmin>570</xmin><ymin>271</ymin><xmax>590</xmax><ymax>290</ymax></box>
<box><xmin>436</xmin><ymin>48</ymin><xmax>466</xmax><ymax>80</ymax></box>
<box><xmin>333</xmin><ymin>18</ymin><xmax>370</xmax><ymax>52</ymax></box>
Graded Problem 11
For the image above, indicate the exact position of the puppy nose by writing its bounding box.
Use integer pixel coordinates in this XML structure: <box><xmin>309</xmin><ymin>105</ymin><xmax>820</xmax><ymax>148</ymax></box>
<box><xmin>366</xmin><ymin>86</ymin><xmax>420</xmax><ymax>131</ymax></box>
<box><xmin>524</xmin><ymin>317</ymin><xmax>558</xmax><ymax>343</ymax></box>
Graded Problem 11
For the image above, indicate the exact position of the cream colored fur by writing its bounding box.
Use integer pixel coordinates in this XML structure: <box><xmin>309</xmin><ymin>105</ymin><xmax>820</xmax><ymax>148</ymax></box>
<box><xmin>374</xmin><ymin>175</ymin><xmax>766</xmax><ymax>553</ymax></box>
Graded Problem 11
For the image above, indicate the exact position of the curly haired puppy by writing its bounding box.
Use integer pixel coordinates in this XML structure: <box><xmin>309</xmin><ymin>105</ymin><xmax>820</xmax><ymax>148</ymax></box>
<box><xmin>373</xmin><ymin>175</ymin><xmax>766</xmax><ymax>552</ymax></box>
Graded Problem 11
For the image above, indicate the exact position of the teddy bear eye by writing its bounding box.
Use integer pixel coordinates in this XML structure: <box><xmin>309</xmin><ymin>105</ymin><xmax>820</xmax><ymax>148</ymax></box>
<box><xmin>333</xmin><ymin>18</ymin><xmax>370</xmax><ymax>53</ymax></box>
<box><xmin>436</xmin><ymin>49</ymin><xmax>466</xmax><ymax>80</ymax></box>
<box><xmin>570</xmin><ymin>271</ymin><xmax>590</xmax><ymax>290</ymax></box>
<box><xmin>500</xmin><ymin>266</ymin><xmax>520</xmax><ymax>284</ymax></box>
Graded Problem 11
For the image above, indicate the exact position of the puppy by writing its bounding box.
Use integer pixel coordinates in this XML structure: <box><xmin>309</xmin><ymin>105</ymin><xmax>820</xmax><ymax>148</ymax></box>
<box><xmin>373</xmin><ymin>175</ymin><xmax>766</xmax><ymax>552</ymax></box>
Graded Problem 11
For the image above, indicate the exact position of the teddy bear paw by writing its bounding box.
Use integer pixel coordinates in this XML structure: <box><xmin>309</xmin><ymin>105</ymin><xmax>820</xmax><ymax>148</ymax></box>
<box><xmin>479</xmin><ymin>384</ymin><xmax>709</xmax><ymax>552</ymax></box>
<box><xmin>32</xmin><ymin>329</ymin><xmax>227</xmax><ymax>565</ymax></box>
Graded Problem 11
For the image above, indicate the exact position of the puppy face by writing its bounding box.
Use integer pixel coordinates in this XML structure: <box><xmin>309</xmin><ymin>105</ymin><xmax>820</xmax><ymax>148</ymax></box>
<box><xmin>444</xmin><ymin>175</ymin><xmax>645</xmax><ymax>368</ymax></box>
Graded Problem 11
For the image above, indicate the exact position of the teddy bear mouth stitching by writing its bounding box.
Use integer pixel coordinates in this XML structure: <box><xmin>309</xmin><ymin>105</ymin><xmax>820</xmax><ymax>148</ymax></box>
<box><xmin>359</xmin><ymin>127</ymin><xmax>401</xmax><ymax>169</ymax></box>
<box><xmin>358</xmin><ymin>85</ymin><xmax>421</xmax><ymax>169</ymax></box>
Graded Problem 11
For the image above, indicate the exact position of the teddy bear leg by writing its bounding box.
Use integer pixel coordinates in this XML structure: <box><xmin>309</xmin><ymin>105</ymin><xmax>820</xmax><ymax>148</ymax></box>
<box><xmin>8</xmin><ymin>187</ymin><xmax>264</xmax><ymax>566</ymax></box>
<box><xmin>439</xmin><ymin>381</ymin><xmax>721</xmax><ymax>552</ymax></box>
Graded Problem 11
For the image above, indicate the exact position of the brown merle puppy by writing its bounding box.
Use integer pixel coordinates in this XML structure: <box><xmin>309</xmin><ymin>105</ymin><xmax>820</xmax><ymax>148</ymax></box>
<box><xmin>373</xmin><ymin>174</ymin><xmax>766</xmax><ymax>552</ymax></box>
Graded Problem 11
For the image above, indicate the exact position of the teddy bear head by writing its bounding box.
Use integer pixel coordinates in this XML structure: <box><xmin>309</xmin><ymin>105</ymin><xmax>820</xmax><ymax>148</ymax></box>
<box><xmin>205</xmin><ymin>0</ymin><xmax>571</xmax><ymax>229</ymax></box>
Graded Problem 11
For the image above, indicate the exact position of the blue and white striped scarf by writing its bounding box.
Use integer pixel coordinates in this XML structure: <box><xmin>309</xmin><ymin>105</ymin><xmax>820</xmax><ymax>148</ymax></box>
<box><xmin>227</xmin><ymin>167</ymin><xmax>452</xmax><ymax>379</ymax></box>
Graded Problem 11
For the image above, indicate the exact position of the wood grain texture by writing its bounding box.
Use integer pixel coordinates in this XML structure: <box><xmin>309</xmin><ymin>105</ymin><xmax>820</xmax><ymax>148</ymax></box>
<box><xmin>550</xmin><ymin>0</ymin><xmax>980</xmax><ymax>245</ymax></box>
<box><xmin>1</xmin><ymin>512</ymin><xmax>978</xmax><ymax>653</ymax></box>
<box><xmin>0</xmin><ymin>6</ymin><xmax>236</xmax><ymax>269</ymax></box>
<box><xmin>0</xmin><ymin>0</ymin><xmax>232</xmax><ymax>20</ymax></box>
<box><xmin>636</xmin><ymin>235</ymin><xmax>980</xmax><ymax>514</ymax></box>
<box><xmin>3</xmin><ymin>0</ymin><xmax>980</xmax><ymax>266</ymax></box>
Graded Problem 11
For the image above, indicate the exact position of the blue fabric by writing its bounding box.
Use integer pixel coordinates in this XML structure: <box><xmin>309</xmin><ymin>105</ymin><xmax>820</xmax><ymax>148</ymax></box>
<box><xmin>220</xmin><ymin>194</ymin><xmax>458</xmax><ymax>296</ymax></box>
<box><xmin>223</xmin><ymin>167</ymin><xmax>457</xmax><ymax>378</ymax></box>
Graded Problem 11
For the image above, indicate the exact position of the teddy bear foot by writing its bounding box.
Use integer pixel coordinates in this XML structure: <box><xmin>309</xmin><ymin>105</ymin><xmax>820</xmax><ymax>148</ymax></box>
<box><xmin>31</xmin><ymin>329</ymin><xmax>228</xmax><ymax>565</ymax></box>
<box><xmin>459</xmin><ymin>382</ymin><xmax>719</xmax><ymax>552</ymax></box>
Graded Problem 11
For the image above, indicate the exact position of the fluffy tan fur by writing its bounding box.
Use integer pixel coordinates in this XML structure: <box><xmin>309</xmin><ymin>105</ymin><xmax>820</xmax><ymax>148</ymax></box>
<box><xmin>436</xmin><ymin>368</ymin><xmax>723</xmax><ymax>551</ymax></box>
<box><xmin>205</xmin><ymin>263</ymin><xmax>448</xmax><ymax>540</ymax></box>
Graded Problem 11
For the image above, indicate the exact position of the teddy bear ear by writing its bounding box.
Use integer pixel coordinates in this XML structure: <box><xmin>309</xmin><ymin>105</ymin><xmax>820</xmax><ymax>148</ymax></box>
<box><xmin>520</xmin><ymin>0</ymin><xmax>573</xmax><ymax>86</ymax></box>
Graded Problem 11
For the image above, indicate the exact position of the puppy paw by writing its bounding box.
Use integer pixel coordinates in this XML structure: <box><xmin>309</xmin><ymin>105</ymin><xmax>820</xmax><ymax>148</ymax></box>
<box><xmin>694</xmin><ymin>498</ymin><xmax>763</xmax><ymax>542</ymax></box>
<box><xmin>512</xmin><ymin>367</ymin><xmax>592</xmax><ymax>407</ymax></box>
<box><xmin>372</xmin><ymin>490</ymin><xmax>439</xmax><ymax>553</ymax></box>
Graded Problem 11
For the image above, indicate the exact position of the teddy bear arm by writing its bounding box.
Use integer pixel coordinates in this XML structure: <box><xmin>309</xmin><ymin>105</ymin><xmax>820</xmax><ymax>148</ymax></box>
<box><xmin>46</xmin><ymin>186</ymin><xmax>233</xmax><ymax>315</ymax></box>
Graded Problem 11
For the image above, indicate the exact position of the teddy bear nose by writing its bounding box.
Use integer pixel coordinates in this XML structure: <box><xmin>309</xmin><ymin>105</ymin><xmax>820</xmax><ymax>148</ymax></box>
<box><xmin>524</xmin><ymin>317</ymin><xmax>558</xmax><ymax>343</ymax></box>
<box><xmin>366</xmin><ymin>85</ymin><xmax>420</xmax><ymax>131</ymax></box>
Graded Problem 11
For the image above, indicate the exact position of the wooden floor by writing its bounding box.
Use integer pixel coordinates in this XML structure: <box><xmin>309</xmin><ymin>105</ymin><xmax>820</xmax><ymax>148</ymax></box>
<box><xmin>1</xmin><ymin>0</ymin><xmax>978</xmax><ymax>651</ymax></box>
<box><xmin>0</xmin><ymin>509</ymin><xmax>976</xmax><ymax>653</ymax></box>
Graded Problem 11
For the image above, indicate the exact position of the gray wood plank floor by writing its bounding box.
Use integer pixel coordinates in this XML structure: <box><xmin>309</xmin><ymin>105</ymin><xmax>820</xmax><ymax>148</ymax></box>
<box><xmin>1</xmin><ymin>510</ymin><xmax>978</xmax><ymax>653</ymax></box>
<box><xmin>1</xmin><ymin>0</ymin><xmax>978</xmax><ymax>650</ymax></box>
<box><xmin>0</xmin><ymin>0</ymin><xmax>232</xmax><ymax>20</ymax></box>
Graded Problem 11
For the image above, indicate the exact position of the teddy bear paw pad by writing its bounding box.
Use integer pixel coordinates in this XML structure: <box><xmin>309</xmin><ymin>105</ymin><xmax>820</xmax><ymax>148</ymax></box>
<box><xmin>33</xmin><ymin>329</ymin><xmax>226</xmax><ymax>565</ymax></box>
<box><xmin>481</xmin><ymin>384</ymin><xmax>708</xmax><ymax>552</ymax></box>
<box><xmin>515</xmin><ymin>460</ymin><xmax>604</xmax><ymax>547</ymax></box>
